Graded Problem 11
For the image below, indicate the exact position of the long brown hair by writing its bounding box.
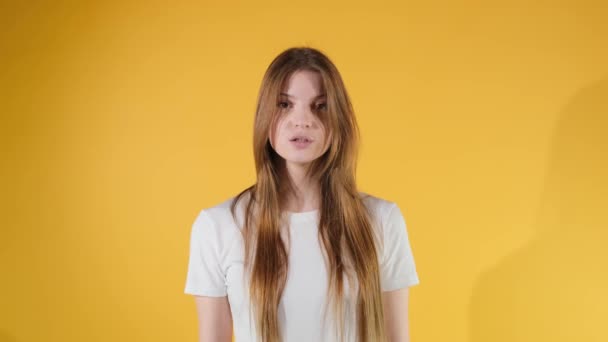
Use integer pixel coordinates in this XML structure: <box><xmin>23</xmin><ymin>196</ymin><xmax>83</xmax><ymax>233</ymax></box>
<box><xmin>230</xmin><ymin>46</ymin><xmax>386</xmax><ymax>342</ymax></box>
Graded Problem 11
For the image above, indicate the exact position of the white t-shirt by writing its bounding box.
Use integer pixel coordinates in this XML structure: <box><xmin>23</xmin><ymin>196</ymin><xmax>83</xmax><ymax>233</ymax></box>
<box><xmin>184</xmin><ymin>191</ymin><xmax>419</xmax><ymax>341</ymax></box>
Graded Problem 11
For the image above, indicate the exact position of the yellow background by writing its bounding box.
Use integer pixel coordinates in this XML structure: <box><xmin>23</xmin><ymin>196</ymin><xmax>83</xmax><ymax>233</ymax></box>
<box><xmin>1</xmin><ymin>1</ymin><xmax>607</xmax><ymax>341</ymax></box>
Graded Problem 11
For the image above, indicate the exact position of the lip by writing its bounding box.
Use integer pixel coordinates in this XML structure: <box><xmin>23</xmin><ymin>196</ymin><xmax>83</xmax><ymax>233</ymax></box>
<box><xmin>290</xmin><ymin>139</ymin><xmax>313</xmax><ymax>149</ymax></box>
<box><xmin>289</xmin><ymin>135</ymin><xmax>314</xmax><ymax>142</ymax></box>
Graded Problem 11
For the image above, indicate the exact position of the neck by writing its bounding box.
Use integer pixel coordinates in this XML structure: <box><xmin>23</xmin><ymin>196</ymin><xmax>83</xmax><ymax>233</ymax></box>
<box><xmin>279</xmin><ymin>161</ymin><xmax>321</xmax><ymax>212</ymax></box>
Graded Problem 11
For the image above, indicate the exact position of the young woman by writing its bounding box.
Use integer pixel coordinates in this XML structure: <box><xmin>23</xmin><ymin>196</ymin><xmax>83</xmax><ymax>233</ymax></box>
<box><xmin>184</xmin><ymin>46</ymin><xmax>419</xmax><ymax>342</ymax></box>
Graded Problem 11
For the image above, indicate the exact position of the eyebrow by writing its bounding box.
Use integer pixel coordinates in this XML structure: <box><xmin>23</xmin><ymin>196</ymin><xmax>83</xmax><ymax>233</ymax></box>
<box><xmin>280</xmin><ymin>92</ymin><xmax>327</xmax><ymax>99</ymax></box>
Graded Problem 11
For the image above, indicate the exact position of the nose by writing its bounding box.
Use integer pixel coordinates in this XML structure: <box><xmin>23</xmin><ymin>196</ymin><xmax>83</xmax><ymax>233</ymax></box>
<box><xmin>291</xmin><ymin>105</ymin><xmax>314</xmax><ymax>128</ymax></box>
<box><xmin>294</xmin><ymin>120</ymin><xmax>311</xmax><ymax>128</ymax></box>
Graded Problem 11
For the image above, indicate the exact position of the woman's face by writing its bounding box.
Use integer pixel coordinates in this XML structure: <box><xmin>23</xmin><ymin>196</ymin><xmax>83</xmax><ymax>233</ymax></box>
<box><xmin>269</xmin><ymin>69</ymin><xmax>331</xmax><ymax>167</ymax></box>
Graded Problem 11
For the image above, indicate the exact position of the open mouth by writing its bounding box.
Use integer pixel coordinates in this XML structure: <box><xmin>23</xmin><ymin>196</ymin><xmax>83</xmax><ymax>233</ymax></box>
<box><xmin>290</xmin><ymin>136</ymin><xmax>313</xmax><ymax>143</ymax></box>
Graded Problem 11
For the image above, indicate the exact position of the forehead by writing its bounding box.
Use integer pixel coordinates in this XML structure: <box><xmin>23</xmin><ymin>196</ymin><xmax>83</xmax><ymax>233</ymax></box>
<box><xmin>281</xmin><ymin>70</ymin><xmax>326</xmax><ymax>100</ymax></box>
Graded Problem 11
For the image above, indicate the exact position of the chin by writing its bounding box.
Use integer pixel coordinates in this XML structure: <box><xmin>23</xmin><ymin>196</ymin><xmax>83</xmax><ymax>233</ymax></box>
<box><xmin>285</xmin><ymin>156</ymin><xmax>319</xmax><ymax>164</ymax></box>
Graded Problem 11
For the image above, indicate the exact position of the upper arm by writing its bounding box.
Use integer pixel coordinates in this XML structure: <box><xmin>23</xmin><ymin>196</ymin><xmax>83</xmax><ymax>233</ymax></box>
<box><xmin>382</xmin><ymin>287</ymin><xmax>411</xmax><ymax>342</ymax></box>
<box><xmin>379</xmin><ymin>202</ymin><xmax>419</xmax><ymax>341</ymax></box>
<box><xmin>194</xmin><ymin>295</ymin><xmax>233</xmax><ymax>342</ymax></box>
<box><xmin>184</xmin><ymin>209</ymin><xmax>233</xmax><ymax>341</ymax></box>
<box><xmin>380</xmin><ymin>202</ymin><xmax>419</xmax><ymax>291</ymax></box>
<box><xmin>184</xmin><ymin>210</ymin><xmax>229</xmax><ymax>297</ymax></box>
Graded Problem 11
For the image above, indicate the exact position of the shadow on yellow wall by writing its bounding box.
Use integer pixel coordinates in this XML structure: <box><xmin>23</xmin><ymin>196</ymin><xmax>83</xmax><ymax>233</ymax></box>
<box><xmin>469</xmin><ymin>78</ymin><xmax>608</xmax><ymax>341</ymax></box>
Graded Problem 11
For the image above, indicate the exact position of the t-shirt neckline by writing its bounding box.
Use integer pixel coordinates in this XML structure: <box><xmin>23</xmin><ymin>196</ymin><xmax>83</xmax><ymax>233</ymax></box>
<box><xmin>283</xmin><ymin>209</ymin><xmax>319</xmax><ymax>222</ymax></box>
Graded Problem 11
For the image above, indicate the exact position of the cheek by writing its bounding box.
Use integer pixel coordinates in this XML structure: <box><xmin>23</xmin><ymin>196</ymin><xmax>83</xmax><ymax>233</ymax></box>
<box><xmin>269</xmin><ymin>119</ymin><xmax>284</xmax><ymax>147</ymax></box>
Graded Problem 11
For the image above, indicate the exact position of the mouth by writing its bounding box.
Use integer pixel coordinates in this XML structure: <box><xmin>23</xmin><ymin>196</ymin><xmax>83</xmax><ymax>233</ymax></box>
<box><xmin>289</xmin><ymin>135</ymin><xmax>314</xmax><ymax>143</ymax></box>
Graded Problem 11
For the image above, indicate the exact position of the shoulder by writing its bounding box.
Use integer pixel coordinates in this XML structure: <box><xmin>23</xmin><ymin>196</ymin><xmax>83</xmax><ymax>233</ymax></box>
<box><xmin>201</xmin><ymin>189</ymin><xmax>252</xmax><ymax>225</ymax></box>
<box><xmin>358</xmin><ymin>191</ymin><xmax>409</xmax><ymax>249</ymax></box>
<box><xmin>191</xmin><ymin>191</ymin><xmax>251</xmax><ymax>242</ymax></box>
<box><xmin>359</xmin><ymin>191</ymin><xmax>399</xmax><ymax>223</ymax></box>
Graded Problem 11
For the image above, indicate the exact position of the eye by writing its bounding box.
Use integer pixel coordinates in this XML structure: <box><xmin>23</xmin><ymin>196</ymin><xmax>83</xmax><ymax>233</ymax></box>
<box><xmin>316</xmin><ymin>103</ymin><xmax>327</xmax><ymax>110</ymax></box>
<box><xmin>277</xmin><ymin>101</ymin><xmax>290</xmax><ymax>109</ymax></box>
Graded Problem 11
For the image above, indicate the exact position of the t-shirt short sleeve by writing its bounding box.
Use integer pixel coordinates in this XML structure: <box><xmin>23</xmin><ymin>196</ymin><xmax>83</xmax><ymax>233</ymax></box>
<box><xmin>184</xmin><ymin>209</ymin><xmax>228</xmax><ymax>297</ymax></box>
<box><xmin>380</xmin><ymin>202</ymin><xmax>420</xmax><ymax>291</ymax></box>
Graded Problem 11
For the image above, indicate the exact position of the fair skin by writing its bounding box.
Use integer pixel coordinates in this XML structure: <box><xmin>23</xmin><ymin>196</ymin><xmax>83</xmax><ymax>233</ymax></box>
<box><xmin>193</xmin><ymin>295</ymin><xmax>232</xmax><ymax>342</ymax></box>
<box><xmin>269</xmin><ymin>69</ymin><xmax>331</xmax><ymax>213</ymax></box>
<box><xmin>193</xmin><ymin>69</ymin><xmax>411</xmax><ymax>341</ymax></box>
<box><xmin>383</xmin><ymin>287</ymin><xmax>412</xmax><ymax>342</ymax></box>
